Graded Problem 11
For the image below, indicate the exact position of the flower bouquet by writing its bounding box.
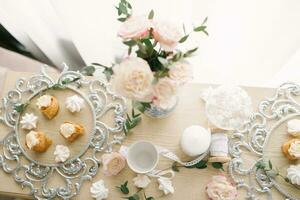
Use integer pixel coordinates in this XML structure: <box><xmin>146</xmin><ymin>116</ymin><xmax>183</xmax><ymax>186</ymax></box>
<box><xmin>83</xmin><ymin>0</ymin><xmax>208</xmax><ymax>132</ymax></box>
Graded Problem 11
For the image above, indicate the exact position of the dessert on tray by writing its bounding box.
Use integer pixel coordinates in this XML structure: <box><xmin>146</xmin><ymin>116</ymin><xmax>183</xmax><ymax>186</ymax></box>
<box><xmin>20</xmin><ymin>113</ymin><xmax>38</xmax><ymax>130</ymax></box>
<box><xmin>36</xmin><ymin>95</ymin><xmax>59</xmax><ymax>119</ymax></box>
<box><xmin>282</xmin><ymin>139</ymin><xmax>300</xmax><ymax>160</ymax></box>
<box><xmin>25</xmin><ymin>130</ymin><xmax>52</xmax><ymax>152</ymax></box>
<box><xmin>60</xmin><ymin>121</ymin><xmax>84</xmax><ymax>142</ymax></box>
<box><xmin>65</xmin><ymin>95</ymin><xmax>84</xmax><ymax>113</ymax></box>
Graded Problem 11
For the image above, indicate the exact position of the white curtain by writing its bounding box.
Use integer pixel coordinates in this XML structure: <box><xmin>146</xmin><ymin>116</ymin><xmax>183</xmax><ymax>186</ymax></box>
<box><xmin>0</xmin><ymin>0</ymin><xmax>300</xmax><ymax>87</ymax></box>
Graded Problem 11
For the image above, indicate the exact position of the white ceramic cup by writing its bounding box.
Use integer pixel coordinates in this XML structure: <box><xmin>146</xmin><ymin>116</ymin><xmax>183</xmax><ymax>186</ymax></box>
<box><xmin>127</xmin><ymin>141</ymin><xmax>159</xmax><ymax>174</ymax></box>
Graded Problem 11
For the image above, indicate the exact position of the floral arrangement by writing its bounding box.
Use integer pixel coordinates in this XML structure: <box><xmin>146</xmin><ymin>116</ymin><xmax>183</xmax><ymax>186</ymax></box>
<box><xmin>83</xmin><ymin>0</ymin><xmax>208</xmax><ymax>133</ymax></box>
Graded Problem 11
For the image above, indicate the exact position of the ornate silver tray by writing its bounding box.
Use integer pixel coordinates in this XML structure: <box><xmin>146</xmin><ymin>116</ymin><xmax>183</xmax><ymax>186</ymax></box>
<box><xmin>0</xmin><ymin>66</ymin><xmax>126</xmax><ymax>199</ymax></box>
<box><xmin>229</xmin><ymin>82</ymin><xmax>300</xmax><ymax>200</ymax></box>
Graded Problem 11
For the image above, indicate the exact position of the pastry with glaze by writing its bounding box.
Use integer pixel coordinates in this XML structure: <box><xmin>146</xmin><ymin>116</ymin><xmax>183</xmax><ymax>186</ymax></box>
<box><xmin>282</xmin><ymin>139</ymin><xmax>300</xmax><ymax>160</ymax></box>
<box><xmin>36</xmin><ymin>95</ymin><xmax>59</xmax><ymax>119</ymax></box>
<box><xmin>60</xmin><ymin>121</ymin><xmax>84</xmax><ymax>142</ymax></box>
<box><xmin>25</xmin><ymin>130</ymin><xmax>52</xmax><ymax>152</ymax></box>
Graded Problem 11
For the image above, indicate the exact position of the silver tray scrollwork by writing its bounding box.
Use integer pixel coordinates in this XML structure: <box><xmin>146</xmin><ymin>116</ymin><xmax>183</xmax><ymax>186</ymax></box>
<box><xmin>0</xmin><ymin>65</ymin><xmax>126</xmax><ymax>199</ymax></box>
<box><xmin>229</xmin><ymin>82</ymin><xmax>300</xmax><ymax>200</ymax></box>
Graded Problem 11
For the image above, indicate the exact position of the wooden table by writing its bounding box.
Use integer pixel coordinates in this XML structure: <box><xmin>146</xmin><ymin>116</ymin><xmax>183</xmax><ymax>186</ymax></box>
<box><xmin>0</xmin><ymin>70</ymin><xmax>292</xmax><ymax>200</ymax></box>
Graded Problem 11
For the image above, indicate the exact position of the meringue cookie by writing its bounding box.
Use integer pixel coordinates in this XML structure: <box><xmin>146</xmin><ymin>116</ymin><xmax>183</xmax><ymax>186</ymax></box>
<box><xmin>288</xmin><ymin>140</ymin><xmax>300</xmax><ymax>158</ymax></box>
<box><xmin>287</xmin><ymin>165</ymin><xmax>300</xmax><ymax>186</ymax></box>
<box><xmin>60</xmin><ymin>123</ymin><xmax>76</xmax><ymax>138</ymax></box>
<box><xmin>157</xmin><ymin>177</ymin><xmax>174</xmax><ymax>195</ymax></box>
<box><xmin>180</xmin><ymin>125</ymin><xmax>211</xmax><ymax>157</ymax></box>
<box><xmin>133</xmin><ymin>174</ymin><xmax>151</xmax><ymax>188</ymax></box>
<box><xmin>287</xmin><ymin>119</ymin><xmax>300</xmax><ymax>137</ymax></box>
<box><xmin>36</xmin><ymin>95</ymin><xmax>52</xmax><ymax>109</ymax></box>
<box><xmin>90</xmin><ymin>180</ymin><xmax>109</xmax><ymax>200</ymax></box>
<box><xmin>54</xmin><ymin>145</ymin><xmax>70</xmax><ymax>163</ymax></box>
<box><xmin>25</xmin><ymin>131</ymin><xmax>39</xmax><ymax>149</ymax></box>
<box><xmin>20</xmin><ymin>113</ymin><xmax>38</xmax><ymax>130</ymax></box>
<box><xmin>65</xmin><ymin>95</ymin><xmax>84</xmax><ymax>113</ymax></box>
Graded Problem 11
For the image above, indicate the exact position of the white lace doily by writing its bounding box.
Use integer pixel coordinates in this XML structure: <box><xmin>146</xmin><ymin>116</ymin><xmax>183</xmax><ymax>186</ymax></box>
<box><xmin>201</xmin><ymin>85</ymin><xmax>253</xmax><ymax>130</ymax></box>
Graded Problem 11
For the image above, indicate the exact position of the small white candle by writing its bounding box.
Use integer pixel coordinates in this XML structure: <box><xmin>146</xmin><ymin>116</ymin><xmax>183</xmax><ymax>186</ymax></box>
<box><xmin>180</xmin><ymin>125</ymin><xmax>211</xmax><ymax>157</ymax></box>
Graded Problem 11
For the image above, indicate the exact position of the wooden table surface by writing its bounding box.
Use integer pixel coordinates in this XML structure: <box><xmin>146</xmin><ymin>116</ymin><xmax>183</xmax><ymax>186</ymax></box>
<box><xmin>0</xmin><ymin>70</ymin><xmax>294</xmax><ymax>200</ymax></box>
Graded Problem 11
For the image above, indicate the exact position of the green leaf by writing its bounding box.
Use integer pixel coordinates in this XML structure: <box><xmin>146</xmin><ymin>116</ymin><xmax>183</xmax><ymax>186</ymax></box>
<box><xmin>202</xmin><ymin>17</ymin><xmax>208</xmax><ymax>25</ymax></box>
<box><xmin>172</xmin><ymin>162</ymin><xmax>180</xmax><ymax>172</ymax></box>
<box><xmin>179</xmin><ymin>35</ymin><xmax>189</xmax><ymax>43</ymax></box>
<box><xmin>266</xmin><ymin>170</ymin><xmax>279</xmax><ymax>178</ymax></box>
<box><xmin>118</xmin><ymin>17</ymin><xmax>127</xmax><ymax>22</ymax></box>
<box><xmin>212</xmin><ymin>162</ymin><xmax>224</xmax><ymax>171</ymax></box>
<box><xmin>14</xmin><ymin>103</ymin><xmax>28</xmax><ymax>113</ymax></box>
<box><xmin>268</xmin><ymin>160</ymin><xmax>273</xmax><ymax>169</ymax></box>
<box><xmin>193</xmin><ymin>26</ymin><xmax>206</xmax><ymax>32</ymax></box>
<box><xmin>146</xmin><ymin>197</ymin><xmax>154</xmax><ymax>200</ymax></box>
<box><xmin>184</xmin><ymin>47</ymin><xmax>198</xmax><ymax>57</ymax></box>
<box><xmin>134</xmin><ymin>102</ymin><xmax>151</xmax><ymax>113</ymax></box>
<box><xmin>81</xmin><ymin>65</ymin><xmax>95</xmax><ymax>76</ymax></box>
<box><xmin>103</xmin><ymin>67</ymin><xmax>113</xmax><ymax>81</ymax></box>
<box><xmin>195</xmin><ymin>160</ymin><xmax>208</xmax><ymax>169</ymax></box>
<box><xmin>123</xmin><ymin>40</ymin><xmax>137</xmax><ymax>46</ymax></box>
<box><xmin>91</xmin><ymin>62</ymin><xmax>110</xmax><ymax>68</ymax></box>
<box><xmin>148</xmin><ymin>9</ymin><xmax>154</xmax><ymax>19</ymax></box>
<box><xmin>119</xmin><ymin>3</ymin><xmax>128</xmax><ymax>15</ymax></box>
<box><xmin>255</xmin><ymin>160</ymin><xmax>267</xmax><ymax>171</ymax></box>
<box><xmin>123</xmin><ymin>194</ymin><xmax>140</xmax><ymax>200</ymax></box>
<box><xmin>117</xmin><ymin>181</ymin><xmax>129</xmax><ymax>194</ymax></box>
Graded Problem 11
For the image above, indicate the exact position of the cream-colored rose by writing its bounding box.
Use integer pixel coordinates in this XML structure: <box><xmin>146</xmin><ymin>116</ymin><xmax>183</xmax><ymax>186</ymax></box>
<box><xmin>152</xmin><ymin>78</ymin><xmax>177</xmax><ymax>109</ymax></box>
<box><xmin>110</xmin><ymin>57</ymin><xmax>154</xmax><ymax>102</ymax></box>
<box><xmin>118</xmin><ymin>15</ymin><xmax>150</xmax><ymax>40</ymax></box>
<box><xmin>101</xmin><ymin>152</ymin><xmax>126</xmax><ymax>176</ymax></box>
<box><xmin>152</xmin><ymin>20</ymin><xmax>182</xmax><ymax>51</ymax></box>
<box><xmin>168</xmin><ymin>60</ymin><xmax>193</xmax><ymax>86</ymax></box>
<box><xmin>206</xmin><ymin>175</ymin><xmax>237</xmax><ymax>200</ymax></box>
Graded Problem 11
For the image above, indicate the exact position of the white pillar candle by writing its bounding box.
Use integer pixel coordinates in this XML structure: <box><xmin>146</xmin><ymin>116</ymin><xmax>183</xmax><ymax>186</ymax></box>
<box><xmin>180</xmin><ymin>125</ymin><xmax>211</xmax><ymax>157</ymax></box>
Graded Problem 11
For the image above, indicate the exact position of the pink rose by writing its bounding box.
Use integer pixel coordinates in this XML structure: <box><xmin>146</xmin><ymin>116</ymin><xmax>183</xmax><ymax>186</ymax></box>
<box><xmin>152</xmin><ymin>78</ymin><xmax>177</xmax><ymax>109</ymax></box>
<box><xmin>206</xmin><ymin>175</ymin><xmax>237</xmax><ymax>200</ymax></box>
<box><xmin>101</xmin><ymin>152</ymin><xmax>126</xmax><ymax>176</ymax></box>
<box><xmin>152</xmin><ymin>20</ymin><xmax>183</xmax><ymax>51</ymax></box>
<box><xmin>118</xmin><ymin>15</ymin><xmax>150</xmax><ymax>40</ymax></box>
<box><xmin>110</xmin><ymin>57</ymin><xmax>154</xmax><ymax>102</ymax></box>
<box><xmin>168</xmin><ymin>60</ymin><xmax>193</xmax><ymax>86</ymax></box>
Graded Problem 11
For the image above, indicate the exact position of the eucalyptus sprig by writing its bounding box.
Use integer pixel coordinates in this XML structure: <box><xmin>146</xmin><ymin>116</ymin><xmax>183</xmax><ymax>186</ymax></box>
<box><xmin>115</xmin><ymin>0</ymin><xmax>132</xmax><ymax>22</ymax></box>
<box><xmin>51</xmin><ymin>77</ymin><xmax>81</xmax><ymax>90</ymax></box>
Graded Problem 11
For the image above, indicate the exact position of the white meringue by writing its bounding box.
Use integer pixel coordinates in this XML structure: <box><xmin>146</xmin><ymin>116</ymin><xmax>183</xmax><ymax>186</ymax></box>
<box><xmin>157</xmin><ymin>177</ymin><xmax>174</xmax><ymax>195</ymax></box>
<box><xmin>25</xmin><ymin>131</ymin><xmax>39</xmax><ymax>149</ymax></box>
<box><xmin>65</xmin><ymin>95</ymin><xmax>84</xmax><ymax>113</ymax></box>
<box><xmin>287</xmin><ymin>119</ymin><xmax>300</xmax><ymax>137</ymax></box>
<box><xmin>288</xmin><ymin>140</ymin><xmax>300</xmax><ymax>158</ymax></box>
<box><xmin>60</xmin><ymin>123</ymin><xmax>75</xmax><ymax>138</ymax></box>
<box><xmin>36</xmin><ymin>95</ymin><xmax>52</xmax><ymax>109</ymax></box>
<box><xmin>287</xmin><ymin>165</ymin><xmax>300</xmax><ymax>186</ymax></box>
<box><xmin>133</xmin><ymin>174</ymin><xmax>151</xmax><ymax>188</ymax></box>
<box><xmin>90</xmin><ymin>180</ymin><xmax>109</xmax><ymax>200</ymax></box>
<box><xmin>20</xmin><ymin>113</ymin><xmax>38</xmax><ymax>130</ymax></box>
<box><xmin>54</xmin><ymin>145</ymin><xmax>70</xmax><ymax>163</ymax></box>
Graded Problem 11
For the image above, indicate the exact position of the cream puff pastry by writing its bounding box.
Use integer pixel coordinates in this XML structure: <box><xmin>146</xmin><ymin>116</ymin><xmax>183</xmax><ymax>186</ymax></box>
<box><xmin>282</xmin><ymin>139</ymin><xmax>300</xmax><ymax>160</ymax></box>
<box><xmin>36</xmin><ymin>95</ymin><xmax>59</xmax><ymax>119</ymax></box>
<box><xmin>60</xmin><ymin>121</ymin><xmax>84</xmax><ymax>142</ymax></box>
<box><xmin>25</xmin><ymin>131</ymin><xmax>52</xmax><ymax>152</ymax></box>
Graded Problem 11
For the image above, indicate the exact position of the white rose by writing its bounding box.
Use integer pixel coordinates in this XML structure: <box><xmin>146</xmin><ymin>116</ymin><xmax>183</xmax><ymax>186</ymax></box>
<box><xmin>152</xmin><ymin>20</ymin><xmax>183</xmax><ymax>51</ymax></box>
<box><xmin>118</xmin><ymin>15</ymin><xmax>150</xmax><ymax>40</ymax></box>
<box><xmin>110</xmin><ymin>57</ymin><xmax>154</xmax><ymax>102</ymax></box>
<box><xmin>168</xmin><ymin>60</ymin><xmax>193</xmax><ymax>86</ymax></box>
<box><xmin>90</xmin><ymin>180</ymin><xmax>109</xmax><ymax>200</ymax></box>
<box><xmin>152</xmin><ymin>78</ymin><xmax>177</xmax><ymax>109</ymax></box>
<box><xmin>133</xmin><ymin>174</ymin><xmax>151</xmax><ymax>188</ymax></box>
